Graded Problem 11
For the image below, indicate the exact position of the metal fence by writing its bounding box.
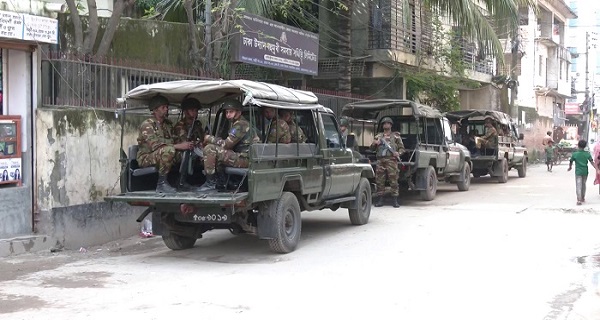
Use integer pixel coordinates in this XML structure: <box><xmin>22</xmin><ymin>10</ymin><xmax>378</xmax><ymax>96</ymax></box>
<box><xmin>41</xmin><ymin>52</ymin><xmax>218</xmax><ymax>109</ymax></box>
<box><xmin>41</xmin><ymin>52</ymin><xmax>367</xmax><ymax>111</ymax></box>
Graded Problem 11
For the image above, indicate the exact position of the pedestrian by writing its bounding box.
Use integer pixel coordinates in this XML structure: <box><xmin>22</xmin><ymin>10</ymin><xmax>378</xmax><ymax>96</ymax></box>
<box><xmin>137</xmin><ymin>95</ymin><xmax>194</xmax><ymax>193</ymax></box>
<box><xmin>339</xmin><ymin>118</ymin><xmax>349</xmax><ymax>143</ymax></box>
<box><xmin>568</xmin><ymin>140</ymin><xmax>599</xmax><ymax>205</ymax></box>
<box><xmin>542</xmin><ymin>130</ymin><xmax>553</xmax><ymax>146</ymax></box>
<box><xmin>199</xmin><ymin>99</ymin><xmax>259</xmax><ymax>191</ymax></box>
<box><xmin>370</xmin><ymin>117</ymin><xmax>404</xmax><ymax>208</ymax></box>
<box><xmin>545</xmin><ymin>140</ymin><xmax>555</xmax><ymax>172</ymax></box>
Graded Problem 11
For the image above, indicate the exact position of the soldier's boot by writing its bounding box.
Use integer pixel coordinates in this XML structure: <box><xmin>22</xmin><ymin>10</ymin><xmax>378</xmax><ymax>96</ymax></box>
<box><xmin>374</xmin><ymin>196</ymin><xmax>384</xmax><ymax>207</ymax></box>
<box><xmin>393</xmin><ymin>196</ymin><xmax>400</xmax><ymax>208</ymax></box>
<box><xmin>198</xmin><ymin>174</ymin><xmax>217</xmax><ymax>192</ymax></box>
<box><xmin>156</xmin><ymin>175</ymin><xmax>177</xmax><ymax>193</ymax></box>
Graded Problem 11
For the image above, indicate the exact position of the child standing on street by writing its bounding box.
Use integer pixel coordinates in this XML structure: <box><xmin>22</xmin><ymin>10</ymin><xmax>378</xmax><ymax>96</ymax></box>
<box><xmin>568</xmin><ymin>140</ymin><xmax>599</xmax><ymax>205</ymax></box>
<box><xmin>545</xmin><ymin>140</ymin><xmax>555</xmax><ymax>172</ymax></box>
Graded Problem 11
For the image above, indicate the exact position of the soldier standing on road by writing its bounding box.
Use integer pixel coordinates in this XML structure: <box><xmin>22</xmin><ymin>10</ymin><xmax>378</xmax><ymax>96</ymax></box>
<box><xmin>279</xmin><ymin>109</ymin><xmax>306</xmax><ymax>143</ymax></box>
<box><xmin>371</xmin><ymin>117</ymin><xmax>404</xmax><ymax>208</ymax></box>
<box><xmin>199</xmin><ymin>99</ymin><xmax>259</xmax><ymax>191</ymax></box>
<box><xmin>137</xmin><ymin>95</ymin><xmax>194</xmax><ymax>193</ymax></box>
<box><xmin>263</xmin><ymin>107</ymin><xmax>291</xmax><ymax>143</ymax></box>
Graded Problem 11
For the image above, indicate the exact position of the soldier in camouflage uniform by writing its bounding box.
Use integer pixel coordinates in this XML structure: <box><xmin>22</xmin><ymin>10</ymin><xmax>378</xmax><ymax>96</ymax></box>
<box><xmin>173</xmin><ymin>97</ymin><xmax>205</xmax><ymax>186</ymax></box>
<box><xmin>370</xmin><ymin>117</ymin><xmax>405</xmax><ymax>208</ymax></box>
<box><xmin>279</xmin><ymin>109</ymin><xmax>306</xmax><ymax>143</ymax></box>
<box><xmin>198</xmin><ymin>99</ymin><xmax>259</xmax><ymax>191</ymax></box>
<box><xmin>137</xmin><ymin>95</ymin><xmax>194</xmax><ymax>193</ymax></box>
<box><xmin>262</xmin><ymin>106</ymin><xmax>291</xmax><ymax>143</ymax></box>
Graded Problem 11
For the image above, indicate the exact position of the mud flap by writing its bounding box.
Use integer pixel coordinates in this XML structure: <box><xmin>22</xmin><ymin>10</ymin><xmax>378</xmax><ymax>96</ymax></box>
<box><xmin>491</xmin><ymin>159</ymin><xmax>504</xmax><ymax>177</ymax></box>
<box><xmin>415</xmin><ymin>168</ymin><xmax>427</xmax><ymax>190</ymax></box>
<box><xmin>152</xmin><ymin>211</ymin><xmax>163</xmax><ymax>235</ymax></box>
<box><xmin>257</xmin><ymin>201</ymin><xmax>276</xmax><ymax>240</ymax></box>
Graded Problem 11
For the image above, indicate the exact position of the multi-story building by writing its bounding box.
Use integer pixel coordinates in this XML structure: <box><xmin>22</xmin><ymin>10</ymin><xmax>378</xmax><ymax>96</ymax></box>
<box><xmin>504</xmin><ymin>0</ymin><xmax>576</xmax><ymax>153</ymax></box>
<box><xmin>567</xmin><ymin>0</ymin><xmax>600</xmax><ymax>142</ymax></box>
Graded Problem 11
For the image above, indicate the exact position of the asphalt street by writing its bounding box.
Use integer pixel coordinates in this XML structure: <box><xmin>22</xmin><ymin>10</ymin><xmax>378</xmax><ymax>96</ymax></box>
<box><xmin>0</xmin><ymin>162</ymin><xmax>599</xmax><ymax>320</ymax></box>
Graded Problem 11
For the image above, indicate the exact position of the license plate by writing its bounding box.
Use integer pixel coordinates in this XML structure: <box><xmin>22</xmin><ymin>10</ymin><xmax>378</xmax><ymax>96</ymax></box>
<box><xmin>191</xmin><ymin>213</ymin><xmax>229</xmax><ymax>223</ymax></box>
<box><xmin>174</xmin><ymin>212</ymin><xmax>230</xmax><ymax>224</ymax></box>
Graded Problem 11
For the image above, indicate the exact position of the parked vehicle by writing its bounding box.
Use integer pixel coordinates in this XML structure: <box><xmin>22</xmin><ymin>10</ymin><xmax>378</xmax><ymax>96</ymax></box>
<box><xmin>342</xmin><ymin>99</ymin><xmax>472</xmax><ymax>201</ymax></box>
<box><xmin>105</xmin><ymin>80</ymin><xmax>374</xmax><ymax>253</ymax></box>
<box><xmin>445</xmin><ymin>110</ymin><xmax>527</xmax><ymax>182</ymax></box>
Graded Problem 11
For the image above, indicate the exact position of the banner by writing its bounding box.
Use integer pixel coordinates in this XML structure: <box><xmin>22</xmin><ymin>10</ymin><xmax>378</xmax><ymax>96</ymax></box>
<box><xmin>0</xmin><ymin>10</ymin><xmax>58</xmax><ymax>44</ymax></box>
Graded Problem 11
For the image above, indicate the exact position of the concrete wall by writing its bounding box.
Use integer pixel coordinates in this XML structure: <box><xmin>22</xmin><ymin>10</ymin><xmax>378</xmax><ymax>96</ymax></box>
<box><xmin>459</xmin><ymin>85</ymin><xmax>503</xmax><ymax>111</ymax></box>
<box><xmin>34</xmin><ymin>107</ymin><xmax>149</xmax><ymax>248</ymax></box>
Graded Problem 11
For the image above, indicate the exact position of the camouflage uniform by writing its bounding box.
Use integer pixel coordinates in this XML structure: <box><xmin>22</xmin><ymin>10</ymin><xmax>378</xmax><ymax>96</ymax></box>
<box><xmin>173</xmin><ymin>117</ymin><xmax>204</xmax><ymax>146</ymax></box>
<box><xmin>266</xmin><ymin>118</ymin><xmax>291</xmax><ymax>143</ymax></box>
<box><xmin>482</xmin><ymin>125</ymin><xmax>498</xmax><ymax>149</ymax></box>
<box><xmin>288</xmin><ymin>121</ymin><xmax>307</xmax><ymax>143</ymax></box>
<box><xmin>203</xmin><ymin>116</ymin><xmax>259</xmax><ymax>175</ymax></box>
<box><xmin>371</xmin><ymin>132</ymin><xmax>405</xmax><ymax>197</ymax></box>
<box><xmin>137</xmin><ymin>118</ymin><xmax>180</xmax><ymax>175</ymax></box>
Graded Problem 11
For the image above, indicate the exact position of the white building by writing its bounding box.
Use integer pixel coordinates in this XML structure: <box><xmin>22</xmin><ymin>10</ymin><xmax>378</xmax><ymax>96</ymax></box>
<box><xmin>512</xmin><ymin>0</ymin><xmax>576</xmax><ymax>152</ymax></box>
<box><xmin>566</xmin><ymin>0</ymin><xmax>600</xmax><ymax>141</ymax></box>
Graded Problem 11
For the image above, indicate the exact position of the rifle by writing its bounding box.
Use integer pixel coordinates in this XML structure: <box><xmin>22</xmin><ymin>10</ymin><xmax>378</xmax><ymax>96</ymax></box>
<box><xmin>178</xmin><ymin>114</ymin><xmax>198</xmax><ymax>188</ymax></box>
<box><xmin>379</xmin><ymin>137</ymin><xmax>401</xmax><ymax>161</ymax></box>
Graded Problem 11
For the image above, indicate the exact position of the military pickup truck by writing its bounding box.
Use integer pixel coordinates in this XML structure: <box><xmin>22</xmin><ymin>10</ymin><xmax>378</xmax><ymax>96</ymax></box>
<box><xmin>445</xmin><ymin>110</ymin><xmax>527</xmax><ymax>183</ymax></box>
<box><xmin>105</xmin><ymin>80</ymin><xmax>374</xmax><ymax>253</ymax></box>
<box><xmin>341</xmin><ymin>99</ymin><xmax>472</xmax><ymax>201</ymax></box>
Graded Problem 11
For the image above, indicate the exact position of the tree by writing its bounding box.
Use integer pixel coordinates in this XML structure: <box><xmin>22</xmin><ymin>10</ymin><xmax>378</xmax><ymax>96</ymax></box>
<box><xmin>423</xmin><ymin>0</ymin><xmax>538</xmax><ymax>62</ymax></box>
<box><xmin>64</xmin><ymin>0</ymin><xmax>134</xmax><ymax>58</ymax></box>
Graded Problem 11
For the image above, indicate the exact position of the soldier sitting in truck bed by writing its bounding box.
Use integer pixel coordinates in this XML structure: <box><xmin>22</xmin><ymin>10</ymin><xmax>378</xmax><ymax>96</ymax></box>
<box><xmin>199</xmin><ymin>99</ymin><xmax>260</xmax><ymax>191</ymax></box>
<box><xmin>479</xmin><ymin>117</ymin><xmax>498</xmax><ymax>155</ymax></box>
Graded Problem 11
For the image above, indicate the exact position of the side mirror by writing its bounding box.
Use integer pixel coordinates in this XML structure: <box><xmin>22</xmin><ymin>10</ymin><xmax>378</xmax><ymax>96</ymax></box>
<box><xmin>346</xmin><ymin>134</ymin><xmax>356</xmax><ymax>148</ymax></box>
<box><xmin>518</xmin><ymin>133</ymin><xmax>524</xmax><ymax>140</ymax></box>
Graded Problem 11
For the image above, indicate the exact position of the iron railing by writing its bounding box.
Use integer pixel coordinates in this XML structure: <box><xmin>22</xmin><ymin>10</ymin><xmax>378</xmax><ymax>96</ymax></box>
<box><xmin>41</xmin><ymin>52</ymin><xmax>367</xmax><ymax>112</ymax></box>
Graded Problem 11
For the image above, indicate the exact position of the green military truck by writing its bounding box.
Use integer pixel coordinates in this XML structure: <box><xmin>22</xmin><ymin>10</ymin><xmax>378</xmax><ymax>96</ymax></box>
<box><xmin>341</xmin><ymin>99</ymin><xmax>472</xmax><ymax>201</ymax></box>
<box><xmin>105</xmin><ymin>80</ymin><xmax>374</xmax><ymax>253</ymax></box>
<box><xmin>445</xmin><ymin>110</ymin><xmax>527</xmax><ymax>183</ymax></box>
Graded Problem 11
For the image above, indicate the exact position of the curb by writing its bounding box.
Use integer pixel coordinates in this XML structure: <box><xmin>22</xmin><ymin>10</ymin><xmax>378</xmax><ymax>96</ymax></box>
<box><xmin>0</xmin><ymin>235</ymin><xmax>57</xmax><ymax>258</ymax></box>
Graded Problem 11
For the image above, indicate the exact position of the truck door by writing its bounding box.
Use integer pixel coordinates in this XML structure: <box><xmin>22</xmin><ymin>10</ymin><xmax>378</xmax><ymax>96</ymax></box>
<box><xmin>320</xmin><ymin>113</ymin><xmax>355</xmax><ymax>198</ymax></box>
<box><xmin>442</xmin><ymin>117</ymin><xmax>461</xmax><ymax>172</ymax></box>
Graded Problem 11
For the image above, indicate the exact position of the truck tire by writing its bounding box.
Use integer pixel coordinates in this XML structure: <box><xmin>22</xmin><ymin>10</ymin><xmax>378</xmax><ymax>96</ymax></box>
<box><xmin>268</xmin><ymin>192</ymin><xmax>302</xmax><ymax>253</ymax></box>
<box><xmin>162</xmin><ymin>232</ymin><xmax>196</xmax><ymax>250</ymax></box>
<box><xmin>517</xmin><ymin>158</ymin><xmax>527</xmax><ymax>178</ymax></box>
<box><xmin>419</xmin><ymin>166</ymin><xmax>437</xmax><ymax>201</ymax></box>
<box><xmin>349</xmin><ymin>177</ymin><xmax>372</xmax><ymax>225</ymax></box>
<box><xmin>457</xmin><ymin>162</ymin><xmax>471</xmax><ymax>191</ymax></box>
<box><xmin>497</xmin><ymin>158</ymin><xmax>508</xmax><ymax>183</ymax></box>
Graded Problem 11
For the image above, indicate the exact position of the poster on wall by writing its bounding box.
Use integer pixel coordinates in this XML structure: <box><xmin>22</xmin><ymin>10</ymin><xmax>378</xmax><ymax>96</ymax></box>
<box><xmin>0</xmin><ymin>158</ymin><xmax>20</xmax><ymax>183</ymax></box>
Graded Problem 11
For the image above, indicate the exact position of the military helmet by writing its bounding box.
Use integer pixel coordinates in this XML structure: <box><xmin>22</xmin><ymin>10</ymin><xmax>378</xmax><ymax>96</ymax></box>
<box><xmin>180</xmin><ymin>97</ymin><xmax>201</xmax><ymax>110</ymax></box>
<box><xmin>339</xmin><ymin>118</ymin><xmax>349</xmax><ymax>126</ymax></box>
<box><xmin>148</xmin><ymin>95</ymin><xmax>169</xmax><ymax>111</ymax></box>
<box><xmin>221</xmin><ymin>99</ymin><xmax>243</xmax><ymax>111</ymax></box>
<box><xmin>380</xmin><ymin>117</ymin><xmax>393</xmax><ymax>125</ymax></box>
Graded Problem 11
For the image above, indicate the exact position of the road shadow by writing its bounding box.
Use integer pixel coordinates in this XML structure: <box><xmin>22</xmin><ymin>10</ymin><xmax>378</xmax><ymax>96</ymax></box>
<box><xmin>144</xmin><ymin>213</ymin><xmax>360</xmax><ymax>264</ymax></box>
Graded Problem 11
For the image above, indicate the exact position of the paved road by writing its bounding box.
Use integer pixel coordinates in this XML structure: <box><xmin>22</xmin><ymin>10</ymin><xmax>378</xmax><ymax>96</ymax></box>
<box><xmin>1</xmin><ymin>163</ymin><xmax>599</xmax><ymax>320</ymax></box>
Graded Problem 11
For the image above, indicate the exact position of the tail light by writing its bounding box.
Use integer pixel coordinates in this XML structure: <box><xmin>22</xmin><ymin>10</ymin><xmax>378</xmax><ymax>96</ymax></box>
<box><xmin>180</xmin><ymin>204</ymin><xmax>195</xmax><ymax>215</ymax></box>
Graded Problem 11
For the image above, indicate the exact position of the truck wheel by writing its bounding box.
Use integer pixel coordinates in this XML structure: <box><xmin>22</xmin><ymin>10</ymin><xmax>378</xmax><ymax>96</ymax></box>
<box><xmin>457</xmin><ymin>162</ymin><xmax>471</xmax><ymax>191</ymax></box>
<box><xmin>419</xmin><ymin>166</ymin><xmax>437</xmax><ymax>201</ymax></box>
<box><xmin>349</xmin><ymin>177</ymin><xmax>372</xmax><ymax>225</ymax></box>
<box><xmin>268</xmin><ymin>192</ymin><xmax>302</xmax><ymax>253</ymax></box>
<box><xmin>497</xmin><ymin>158</ymin><xmax>508</xmax><ymax>183</ymax></box>
<box><xmin>517</xmin><ymin>158</ymin><xmax>527</xmax><ymax>178</ymax></box>
<box><xmin>162</xmin><ymin>232</ymin><xmax>196</xmax><ymax>250</ymax></box>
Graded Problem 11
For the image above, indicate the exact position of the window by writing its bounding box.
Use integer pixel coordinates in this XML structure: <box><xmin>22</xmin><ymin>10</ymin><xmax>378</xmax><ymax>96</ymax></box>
<box><xmin>538</xmin><ymin>55</ymin><xmax>543</xmax><ymax>76</ymax></box>
<box><xmin>321</xmin><ymin>114</ymin><xmax>342</xmax><ymax>148</ymax></box>
<box><xmin>560</xmin><ymin>61</ymin><xmax>564</xmax><ymax>79</ymax></box>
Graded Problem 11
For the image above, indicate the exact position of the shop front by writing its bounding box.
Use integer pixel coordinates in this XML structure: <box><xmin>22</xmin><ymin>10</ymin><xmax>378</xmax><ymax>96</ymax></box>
<box><xmin>0</xmin><ymin>10</ymin><xmax>58</xmax><ymax>238</ymax></box>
